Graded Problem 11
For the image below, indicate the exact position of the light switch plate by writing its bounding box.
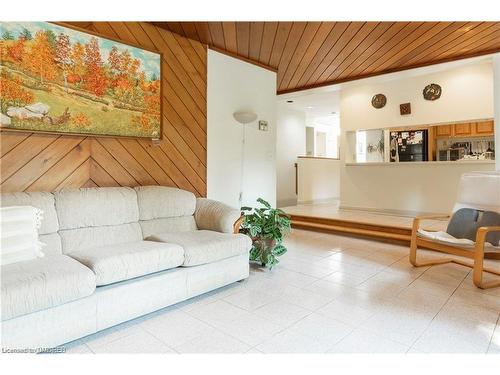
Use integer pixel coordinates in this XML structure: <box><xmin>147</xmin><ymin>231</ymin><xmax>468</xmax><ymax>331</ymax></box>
<box><xmin>259</xmin><ymin>120</ymin><xmax>269</xmax><ymax>131</ymax></box>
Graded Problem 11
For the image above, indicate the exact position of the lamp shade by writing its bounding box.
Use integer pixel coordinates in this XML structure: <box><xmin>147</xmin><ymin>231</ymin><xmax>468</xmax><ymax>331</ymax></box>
<box><xmin>233</xmin><ymin>111</ymin><xmax>257</xmax><ymax>124</ymax></box>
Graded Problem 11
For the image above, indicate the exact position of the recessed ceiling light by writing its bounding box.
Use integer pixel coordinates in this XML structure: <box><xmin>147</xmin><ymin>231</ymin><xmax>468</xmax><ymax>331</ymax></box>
<box><xmin>286</xmin><ymin>100</ymin><xmax>294</xmax><ymax>103</ymax></box>
<box><xmin>307</xmin><ymin>106</ymin><xmax>314</xmax><ymax>109</ymax></box>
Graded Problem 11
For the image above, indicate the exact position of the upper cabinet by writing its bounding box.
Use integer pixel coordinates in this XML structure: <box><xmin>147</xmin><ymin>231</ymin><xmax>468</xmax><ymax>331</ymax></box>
<box><xmin>435</xmin><ymin>120</ymin><xmax>494</xmax><ymax>138</ymax></box>
<box><xmin>435</xmin><ymin>124</ymin><xmax>453</xmax><ymax>137</ymax></box>
<box><xmin>475</xmin><ymin>120</ymin><xmax>495</xmax><ymax>135</ymax></box>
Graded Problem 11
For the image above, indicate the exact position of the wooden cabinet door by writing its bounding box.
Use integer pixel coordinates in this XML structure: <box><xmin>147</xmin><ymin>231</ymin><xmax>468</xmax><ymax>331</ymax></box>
<box><xmin>475</xmin><ymin>120</ymin><xmax>494</xmax><ymax>135</ymax></box>
<box><xmin>436</xmin><ymin>125</ymin><xmax>452</xmax><ymax>137</ymax></box>
<box><xmin>454</xmin><ymin>123</ymin><xmax>472</xmax><ymax>136</ymax></box>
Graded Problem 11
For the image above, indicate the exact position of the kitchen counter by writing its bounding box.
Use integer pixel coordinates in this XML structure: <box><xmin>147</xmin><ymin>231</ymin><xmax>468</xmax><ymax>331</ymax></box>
<box><xmin>345</xmin><ymin>160</ymin><xmax>495</xmax><ymax>166</ymax></box>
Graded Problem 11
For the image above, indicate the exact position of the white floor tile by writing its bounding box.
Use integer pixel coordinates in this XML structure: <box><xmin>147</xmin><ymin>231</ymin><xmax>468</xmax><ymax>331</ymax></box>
<box><xmin>223</xmin><ymin>289</ymin><xmax>276</xmax><ymax>311</ymax></box>
<box><xmin>254</xmin><ymin>301</ymin><xmax>312</xmax><ymax>327</ymax></box>
<box><xmin>140</xmin><ymin>310</ymin><xmax>214</xmax><ymax>348</ymax></box>
<box><xmin>277</xmin><ymin>285</ymin><xmax>334</xmax><ymax>310</ymax></box>
<box><xmin>186</xmin><ymin>300</ymin><xmax>248</xmax><ymax>326</ymax></box>
<box><xmin>289</xmin><ymin>313</ymin><xmax>353</xmax><ymax>348</ymax></box>
<box><xmin>90</xmin><ymin>329</ymin><xmax>175</xmax><ymax>353</ymax></box>
<box><xmin>412</xmin><ymin>317</ymin><xmax>495</xmax><ymax>353</ymax></box>
<box><xmin>329</xmin><ymin>328</ymin><xmax>409</xmax><ymax>353</ymax></box>
<box><xmin>360</xmin><ymin>306</ymin><xmax>435</xmax><ymax>346</ymax></box>
<box><xmin>317</xmin><ymin>299</ymin><xmax>378</xmax><ymax>326</ymax></box>
<box><xmin>215</xmin><ymin>312</ymin><xmax>285</xmax><ymax>346</ymax></box>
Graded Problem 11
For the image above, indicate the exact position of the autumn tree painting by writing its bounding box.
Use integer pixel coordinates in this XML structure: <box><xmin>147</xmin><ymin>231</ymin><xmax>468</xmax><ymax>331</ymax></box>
<box><xmin>0</xmin><ymin>22</ymin><xmax>161</xmax><ymax>138</ymax></box>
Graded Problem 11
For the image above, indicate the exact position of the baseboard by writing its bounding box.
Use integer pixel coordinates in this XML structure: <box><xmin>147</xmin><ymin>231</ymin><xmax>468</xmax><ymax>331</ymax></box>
<box><xmin>297</xmin><ymin>197</ymin><xmax>340</xmax><ymax>206</ymax></box>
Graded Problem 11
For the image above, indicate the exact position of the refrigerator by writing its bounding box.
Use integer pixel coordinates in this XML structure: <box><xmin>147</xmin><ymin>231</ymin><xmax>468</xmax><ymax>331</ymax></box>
<box><xmin>390</xmin><ymin>130</ymin><xmax>428</xmax><ymax>162</ymax></box>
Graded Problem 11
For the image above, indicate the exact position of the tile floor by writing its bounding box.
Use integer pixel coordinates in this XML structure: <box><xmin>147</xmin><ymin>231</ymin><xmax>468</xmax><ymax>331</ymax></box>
<box><xmin>63</xmin><ymin>229</ymin><xmax>500</xmax><ymax>354</ymax></box>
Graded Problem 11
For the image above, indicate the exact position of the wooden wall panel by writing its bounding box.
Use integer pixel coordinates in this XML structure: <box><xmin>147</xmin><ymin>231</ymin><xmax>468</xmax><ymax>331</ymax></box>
<box><xmin>0</xmin><ymin>22</ymin><xmax>207</xmax><ymax>197</ymax></box>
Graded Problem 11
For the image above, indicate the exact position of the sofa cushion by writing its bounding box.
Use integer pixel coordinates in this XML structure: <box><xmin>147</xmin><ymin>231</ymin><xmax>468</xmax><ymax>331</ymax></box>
<box><xmin>59</xmin><ymin>223</ymin><xmax>143</xmax><ymax>254</ymax></box>
<box><xmin>55</xmin><ymin>187</ymin><xmax>139</xmax><ymax>230</ymax></box>
<box><xmin>68</xmin><ymin>241</ymin><xmax>185</xmax><ymax>286</ymax></box>
<box><xmin>1</xmin><ymin>255</ymin><xmax>96</xmax><ymax>320</ymax></box>
<box><xmin>147</xmin><ymin>230</ymin><xmax>251</xmax><ymax>267</ymax></box>
<box><xmin>140</xmin><ymin>217</ymin><xmax>198</xmax><ymax>238</ymax></box>
<box><xmin>135</xmin><ymin>186</ymin><xmax>196</xmax><ymax>220</ymax></box>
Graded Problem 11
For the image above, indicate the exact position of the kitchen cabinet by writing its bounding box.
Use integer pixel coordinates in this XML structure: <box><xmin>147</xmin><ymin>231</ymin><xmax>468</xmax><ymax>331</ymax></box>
<box><xmin>435</xmin><ymin>125</ymin><xmax>453</xmax><ymax>137</ymax></box>
<box><xmin>454</xmin><ymin>123</ymin><xmax>472</xmax><ymax>136</ymax></box>
<box><xmin>475</xmin><ymin>120</ymin><xmax>494</xmax><ymax>135</ymax></box>
<box><xmin>435</xmin><ymin>120</ymin><xmax>494</xmax><ymax>138</ymax></box>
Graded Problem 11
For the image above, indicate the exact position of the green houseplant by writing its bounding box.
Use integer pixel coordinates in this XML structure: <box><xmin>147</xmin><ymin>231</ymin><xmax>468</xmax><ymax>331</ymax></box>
<box><xmin>240</xmin><ymin>198</ymin><xmax>292</xmax><ymax>269</ymax></box>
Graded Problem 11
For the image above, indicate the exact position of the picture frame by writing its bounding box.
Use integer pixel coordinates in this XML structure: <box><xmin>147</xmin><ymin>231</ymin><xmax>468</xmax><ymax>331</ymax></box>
<box><xmin>0</xmin><ymin>22</ymin><xmax>162</xmax><ymax>139</ymax></box>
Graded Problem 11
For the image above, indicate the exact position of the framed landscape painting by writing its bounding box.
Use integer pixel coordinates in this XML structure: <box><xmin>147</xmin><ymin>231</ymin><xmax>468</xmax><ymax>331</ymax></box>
<box><xmin>0</xmin><ymin>22</ymin><xmax>161</xmax><ymax>139</ymax></box>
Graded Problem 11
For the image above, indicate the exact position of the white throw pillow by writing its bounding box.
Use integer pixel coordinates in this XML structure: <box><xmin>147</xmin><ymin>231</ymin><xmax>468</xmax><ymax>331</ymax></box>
<box><xmin>0</xmin><ymin>206</ymin><xmax>45</xmax><ymax>265</ymax></box>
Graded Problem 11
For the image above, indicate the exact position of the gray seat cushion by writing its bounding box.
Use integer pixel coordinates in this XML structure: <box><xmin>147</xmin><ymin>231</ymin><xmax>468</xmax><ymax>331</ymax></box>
<box><xmin>147</xmin><ymin>230</ymin><xmax>252</xmax><ymax>267</ymax></box>
<box><xmin>1</xmin><ymin>255</ymin><xmax>96</xmax><ymax>320</ymax></box>
<box><xmin>68</xmin><ymin>241</ymin><xmax>184</xmax><ymax>286</ymax></box>
<box><xmin>447</xmin><ymin>208</ymin><xmax>500</xmax><ymax>246</ymax></box>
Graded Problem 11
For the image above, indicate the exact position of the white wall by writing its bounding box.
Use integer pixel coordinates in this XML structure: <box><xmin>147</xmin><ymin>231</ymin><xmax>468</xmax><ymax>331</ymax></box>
<box><xmin>298</xmin><ymin>157</ymin><xmax>341</xmax><ymax>204</ymax></box>
<box><xmin>341</xmin><ymin>60</ymin><xmax>494</xmax><ymax>131</ymax></box>
<box><xmin>341</xmin><ymin>162</ymin><xmax>495</xmax><ymax>215</ymax></box>
<box><xmin>339</xmin><ymin>58</ymin><xmax>496</xmax><ymax>214</ymax></box>
<box><xmin>276</xmin><ymin>107</ymin><xmax>306</xmax><ymax>207</ymax></box>
<box><xmin>207</xmin><ymin>50</ymin><xmax>277</xmax><ymax>209</ymax></box>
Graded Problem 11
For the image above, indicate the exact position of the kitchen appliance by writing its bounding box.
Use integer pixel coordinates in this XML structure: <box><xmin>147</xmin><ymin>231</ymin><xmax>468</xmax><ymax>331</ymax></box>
<box><xmin>390</xmin><ymin>130</ymin><xmax>428</xmax><ymax>162</ymax></box>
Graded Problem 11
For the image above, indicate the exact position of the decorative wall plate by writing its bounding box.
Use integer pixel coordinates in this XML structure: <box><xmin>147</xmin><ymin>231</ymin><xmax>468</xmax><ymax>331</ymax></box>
<box><xmin>400</xmin><ymin>103</ymin><xmax>411</xmax><ymax>115</ymax></box>
<box><xmin>423</xmin><ymin>83</ymin><xmax>442</xmax><ymax>101</ymax></box>
<box><xmin>371</xmin><ymin>94</ymin><xmax>387</xmax><ymax>109</ymax></box>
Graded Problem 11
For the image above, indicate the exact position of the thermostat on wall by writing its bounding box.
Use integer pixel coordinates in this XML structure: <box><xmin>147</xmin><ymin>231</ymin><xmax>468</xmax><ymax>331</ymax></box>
<box><xmin>259</xmin><ymin>120</ymin><xmax>269</xmax><ymax>131</ymax></box>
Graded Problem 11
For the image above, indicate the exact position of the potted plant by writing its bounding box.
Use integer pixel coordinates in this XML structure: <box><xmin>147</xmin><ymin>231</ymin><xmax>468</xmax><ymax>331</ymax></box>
<box><xmin>240</xmin><ymin>198</ymin><xmax>292</xmax><ymax>269</ymax></box>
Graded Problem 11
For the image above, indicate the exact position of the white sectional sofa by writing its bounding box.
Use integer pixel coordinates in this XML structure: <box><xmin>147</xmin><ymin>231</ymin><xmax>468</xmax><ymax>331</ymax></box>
<box><xmin>0</xmin><ymin>186</ymin><xmax>251</xmax><ymax>350</ymax></box>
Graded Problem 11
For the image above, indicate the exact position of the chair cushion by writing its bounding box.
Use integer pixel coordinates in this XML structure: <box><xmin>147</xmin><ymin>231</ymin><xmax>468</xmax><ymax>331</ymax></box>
<box><xmin>1</xmin><ymin>255</ymin><xmax>96</xmax><ymax>320</ymax></box>
<box><xmin>417</xmin><ymin>229</ymin><xmax>500</xmax><ymax>250</ymax></box>
<box><xmin>446</xmin><ymin>208</ymin><xmax>500</xmax><ymax>246</ymax></box>
<box><xmin>147</xmin><ymin>230</ymin><xmax>252</xmax><ymax>267</ymax></box>
<box><xmin>68</xmin><ymin>241</ymin><xmax>184</xmax><ymax>286</ymax></box>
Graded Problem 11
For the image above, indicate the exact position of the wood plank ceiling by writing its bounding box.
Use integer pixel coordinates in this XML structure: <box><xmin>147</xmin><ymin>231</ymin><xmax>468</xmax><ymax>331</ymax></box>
<box><xmin>153</xmin><ymin>22</ymin><xmax>500</xmax><ymax>93</ymax></box>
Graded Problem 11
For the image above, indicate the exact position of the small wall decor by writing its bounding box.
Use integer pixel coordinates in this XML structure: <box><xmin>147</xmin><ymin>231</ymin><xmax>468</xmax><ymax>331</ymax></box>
<box><xmin>400</xmin><ymin>103</ymin><xmax>411</xmax><ymax>115</ymax></box>
<box><xmin>0</xmin><ymin>22</ymin><xmax>161</xmax><ymax>139</ymax></box>
<box><xmin>371</xmin><ymin>94</ymin><xmax>387</xmax><ymax>109</ymax></box>
<box><xmin>423</xmin><ymin>83</ymin><xmax>442</xmax><ymax>101</ymax></box>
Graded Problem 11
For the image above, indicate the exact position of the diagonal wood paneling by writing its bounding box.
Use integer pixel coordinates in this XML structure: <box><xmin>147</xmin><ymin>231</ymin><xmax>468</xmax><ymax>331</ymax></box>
<box><xmin>153</xmin><ymin>21</ymin><xmax>500</xmax><ymax>93</ymax></box>
<box><xmin>0</xmin><ymin>22</ymin><xmax>207</xmax><ymax>197</ymax></box>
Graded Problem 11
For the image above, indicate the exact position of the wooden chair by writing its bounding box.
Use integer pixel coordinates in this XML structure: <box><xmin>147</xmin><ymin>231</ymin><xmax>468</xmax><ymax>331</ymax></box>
<box><xmin>410</xmin><ymin>171</ymin><xmax>500</xmax><ymax>289</ymax></box>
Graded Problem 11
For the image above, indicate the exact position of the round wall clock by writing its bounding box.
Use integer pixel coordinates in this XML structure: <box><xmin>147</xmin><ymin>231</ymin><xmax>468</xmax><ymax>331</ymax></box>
<box><xmin>371</xmin><ymin>94</ymin><xmax>387</xmax><ymax>109</ymax></box>
<box><xmin>423</xmin><ymin>83</ymin><xmax>442</xmax><ymax>101</ymax></box>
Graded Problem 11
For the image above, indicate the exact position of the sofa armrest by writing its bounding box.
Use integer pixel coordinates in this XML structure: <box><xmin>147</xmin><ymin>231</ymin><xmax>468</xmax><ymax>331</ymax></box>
<box><xmin>195</xmin><ymin>198</ymin><xmax>242</xmax><ymax>234</ymax></box>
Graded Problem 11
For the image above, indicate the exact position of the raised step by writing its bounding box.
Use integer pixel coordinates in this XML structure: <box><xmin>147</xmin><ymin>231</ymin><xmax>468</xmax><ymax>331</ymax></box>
<box><xmin>290</xmin><ymin>214</ymin><xmax>412</xmax><ymax>244</ymax></box>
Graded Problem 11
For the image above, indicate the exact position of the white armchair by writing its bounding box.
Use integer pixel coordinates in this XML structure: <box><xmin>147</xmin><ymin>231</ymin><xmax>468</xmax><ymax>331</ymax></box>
<box><xmin>409</xmin><ymin>171</ymin><xmax>500</xmax><ymax>289</ymax></box>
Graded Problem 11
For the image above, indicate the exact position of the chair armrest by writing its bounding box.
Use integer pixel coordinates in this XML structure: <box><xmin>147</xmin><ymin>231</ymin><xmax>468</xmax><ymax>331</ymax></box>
<box><xmin>194</xmin><ymin>198</ymin><xmax>241</xmax><ymax>234</ymax></box>
<box><xmin>475</xmin><ymin>226</ymin><xmax>500</xmax><ymax>248</ymax></box>
<box><xmin>411</xmin><ymin>214</ymin><xmax>450</xmax><ymax>235</ymax></box>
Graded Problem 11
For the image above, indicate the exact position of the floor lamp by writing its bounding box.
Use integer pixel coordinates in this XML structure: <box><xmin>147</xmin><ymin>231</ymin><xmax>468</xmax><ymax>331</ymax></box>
<box><xmin>233</xmin><ymin>110</ymin><xmax>258</xmax><ymax>208</ymax></box>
